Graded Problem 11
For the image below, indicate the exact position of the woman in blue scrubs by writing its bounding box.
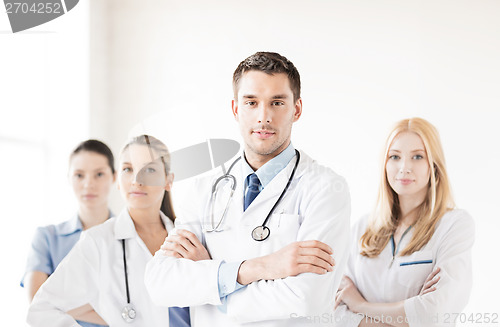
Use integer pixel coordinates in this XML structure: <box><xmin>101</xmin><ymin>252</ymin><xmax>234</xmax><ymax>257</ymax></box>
<box><xmin>22</xmin><ymin>139</ymin><xmax>115</xmax><ymax>326</ymax></box>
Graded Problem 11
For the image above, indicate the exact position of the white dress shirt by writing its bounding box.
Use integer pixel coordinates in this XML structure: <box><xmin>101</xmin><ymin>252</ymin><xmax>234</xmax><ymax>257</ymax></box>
<box><xmin>335</xmin><ymin>209</ymin><xmax>474</xmax><ymax>327</ymax></box>
<box><xmin>27</xmin><ymin>208</ymin><xmax>174</xmax><ymax>327</ymax></box>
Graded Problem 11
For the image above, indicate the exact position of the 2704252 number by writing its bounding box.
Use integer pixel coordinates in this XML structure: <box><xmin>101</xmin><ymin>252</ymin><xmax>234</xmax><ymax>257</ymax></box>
<box><xmin>443</xmin><ymin>313</ymin><xmax>498</xmax><ymax>324</ymax></box>
<box><xmin>5</xmin><ymin>2</ymin><xmax>62</xmax><ymax>14</ymax></box>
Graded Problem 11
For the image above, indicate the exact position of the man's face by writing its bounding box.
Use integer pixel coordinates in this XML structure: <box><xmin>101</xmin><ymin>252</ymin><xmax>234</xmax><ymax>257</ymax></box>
<box><xmin>232</xmin><ymin>70</ymin><xmax>302</xmax><ymax>165</ymax></box>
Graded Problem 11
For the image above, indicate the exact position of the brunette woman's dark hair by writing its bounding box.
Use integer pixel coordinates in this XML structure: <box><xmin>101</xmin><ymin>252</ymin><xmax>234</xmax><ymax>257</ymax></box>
<box><xmin>71</xmin><ymin>139</ymin><xmax>115</xmax><ymax>174</ymax></box>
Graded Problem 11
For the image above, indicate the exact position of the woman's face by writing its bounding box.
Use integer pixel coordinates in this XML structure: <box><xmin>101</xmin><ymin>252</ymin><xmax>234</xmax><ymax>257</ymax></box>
<box><xmin>118</xmin><ymin>144</ymin><xmax>172</xmax><ymax>210</ymax></box>
<box><xmin>69</xmin><ymin>151</ymin><xmax>115</xmax><ymax>209</ymax></box>
<box><xmin>386</xmin><ymin>132</ymin><xmax>431</xmax><ymax>200</ymax></box>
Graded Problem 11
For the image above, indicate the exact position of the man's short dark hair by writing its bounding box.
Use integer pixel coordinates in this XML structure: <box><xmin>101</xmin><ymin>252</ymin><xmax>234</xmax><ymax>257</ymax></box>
<box><xmin>233</xmin><ymin>52</ymin><xmax>301</xmax><ymax>102</ymax></box>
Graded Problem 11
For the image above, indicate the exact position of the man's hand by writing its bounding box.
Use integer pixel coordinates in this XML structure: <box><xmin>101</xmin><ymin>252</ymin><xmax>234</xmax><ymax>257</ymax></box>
<box><xmin>237</xmin><ymin>240</ymin><xmax>335</xmax><ymax>285</ymax></box>
<box><xmin>161</xmin><ymin>229</ymin><xmax>211</xmax><ymax>261</ymax></box>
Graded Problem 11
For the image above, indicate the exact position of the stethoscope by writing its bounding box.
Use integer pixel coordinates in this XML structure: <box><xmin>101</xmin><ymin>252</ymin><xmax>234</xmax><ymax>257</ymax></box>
<box><xmin>205</xmin><ymin>149</ymin><xmax>300</xmax><ymax>241</ymax></box>
<box><xmin>120</xmin><ymin>239</ymin><xmax>136</xmax><ymax>323</ymax></box>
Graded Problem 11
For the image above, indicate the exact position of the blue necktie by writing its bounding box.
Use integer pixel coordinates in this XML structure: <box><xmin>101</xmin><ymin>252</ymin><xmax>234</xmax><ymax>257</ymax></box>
<box><xmin>244</xmin><ymin>173</ymin><xmax>261</xmax><ymax>211</ymax></box>
<box><xmin>169</xmin><ymin>307</ymin><xmax>191</xmax><ymax>327</ymax></box>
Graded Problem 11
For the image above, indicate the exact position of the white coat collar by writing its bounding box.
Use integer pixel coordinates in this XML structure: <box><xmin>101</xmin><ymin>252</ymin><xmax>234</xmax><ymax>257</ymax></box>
<box><xmin>114</xmin><ymin>207</ymin><xmax>175</xmax><ymax>240</ymax></box>
<box><xmin>293</xmin><ymin>150</ymin><xmax>314</xmax><ymax>179</ymax></box>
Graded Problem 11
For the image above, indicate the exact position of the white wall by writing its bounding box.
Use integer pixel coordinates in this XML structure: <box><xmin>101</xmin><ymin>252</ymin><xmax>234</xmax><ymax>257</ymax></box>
<box><xmin>97</xmin><ymin>0</ymin><xmax>500</xmax><ymax>323</ymax></box>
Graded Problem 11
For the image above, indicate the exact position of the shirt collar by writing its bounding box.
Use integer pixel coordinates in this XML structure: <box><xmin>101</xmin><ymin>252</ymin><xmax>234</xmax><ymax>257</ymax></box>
<box><xmin>114</xmin><ymin>208</ymin><xmax>175</xmax><ymax>240</ymax></box>
<box><xmin>241</xmin><ymin>142</ymin><xmax>296</xmax><ymax>188</ymax></box>
<box><xmin>56</xmin><ymin>214</ymin><xmax>83</xmax><ymax>236</ymax></box>
<box><xmin>57</xmin><ymin>210</ymin><xmax>113</xmax><ymax>236</ymax></box>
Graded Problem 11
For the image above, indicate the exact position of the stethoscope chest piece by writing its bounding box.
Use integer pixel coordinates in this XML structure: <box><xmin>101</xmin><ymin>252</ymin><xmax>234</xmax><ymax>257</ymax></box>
<box><xmin>252</xmin><ymin>225</ymin><xmax>271</xmax><ymax>241</ymax></box>
<box><xmin>122</xmin><ymin>304</ymin><xmax>136</xmax><ymax>322</ymax></box>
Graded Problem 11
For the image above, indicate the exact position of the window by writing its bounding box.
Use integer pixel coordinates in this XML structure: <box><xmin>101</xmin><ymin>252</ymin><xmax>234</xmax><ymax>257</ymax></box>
<box><xmin>0</xmin><ymin>2</ymin><xmax>89</xmax><ymax>324</ymax></box>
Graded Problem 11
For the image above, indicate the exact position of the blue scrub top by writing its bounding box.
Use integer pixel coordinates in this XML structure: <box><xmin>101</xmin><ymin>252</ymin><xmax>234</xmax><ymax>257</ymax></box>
<box><xmin>22</xmin><ymin>213</ymin><xmax>110</xmax><ymax>327</ymax></box>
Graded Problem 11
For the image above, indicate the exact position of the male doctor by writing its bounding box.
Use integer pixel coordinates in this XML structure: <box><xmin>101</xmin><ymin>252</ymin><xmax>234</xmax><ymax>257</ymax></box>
<box><xmin>145</xmin><ymin>52</ymin><xmax>351</xmax><ymax>326</ymax></box>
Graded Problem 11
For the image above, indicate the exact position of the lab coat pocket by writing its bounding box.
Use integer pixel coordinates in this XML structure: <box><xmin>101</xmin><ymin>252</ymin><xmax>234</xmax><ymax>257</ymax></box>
<box><xmin>396</xmin><ymin>250</ymin><xmax>433</xmax><ymax>294</ymax></box>
<box><xmin>267</xmin><ymin>213</ymin><xmax>301</xmax><ymax>247</ymax></box>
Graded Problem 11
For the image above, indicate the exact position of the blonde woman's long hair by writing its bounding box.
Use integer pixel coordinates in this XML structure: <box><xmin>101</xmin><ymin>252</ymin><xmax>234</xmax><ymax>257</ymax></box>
<box><xmin>360</xmin><ymin>118</ymin><xmax>455</xmax><ymax>257</ymax></box>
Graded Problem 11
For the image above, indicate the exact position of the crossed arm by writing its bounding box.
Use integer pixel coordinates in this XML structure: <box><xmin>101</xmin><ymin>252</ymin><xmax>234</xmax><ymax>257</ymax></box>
<box><xmin>25</xmin><ymin>271</ymin><xmax>107</xmax><ymax>325</ymax></box>
<box><xmin>145</xmin><ymin>175</ymin><xmax>351</xmax><ymax>322</ymax></box>
<box><xmin>24</xmin><ymin>227</ymin><xmax>107</xmax><ymax>326</ymax></box>
<box><xmin>334</xmin><ymin>269</ymin><xmax>441</xmax><ymax>327</ymax></box>
<box><xmin>333</xmin><ymin>212</ymin><xmax>474</xmax><ymax>327</ymax></box>
<box><xmin>162</xmin><ymin>229</ymin><xmax>335</xmax><ymax>284</ymax></box>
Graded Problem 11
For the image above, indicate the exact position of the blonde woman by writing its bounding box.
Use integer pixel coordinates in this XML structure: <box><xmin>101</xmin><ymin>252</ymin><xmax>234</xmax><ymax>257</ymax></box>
<box><xmin>334</xmin><ymin>118</ymin><xmax>474</xmax><ymax>327</ymax></box>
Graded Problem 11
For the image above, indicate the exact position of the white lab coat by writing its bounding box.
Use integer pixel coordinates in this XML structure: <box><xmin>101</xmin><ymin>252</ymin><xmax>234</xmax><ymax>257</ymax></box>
<box><xmin>335</xmin><ymin>209</ymin><xmax>475</xmax><ymax>327</ymax></box>
<box><xmin>27</xmin><ymin>209</ymin><xmax>174</xmax><ymax>327</ymax></box>
<box><xmin>145</xmin><ymin>150</ymin><xmax>351</xmax><ymax>326</ymax></box>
